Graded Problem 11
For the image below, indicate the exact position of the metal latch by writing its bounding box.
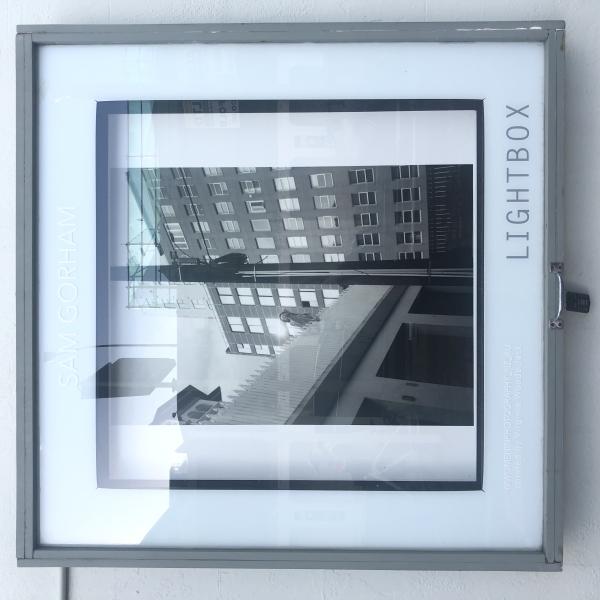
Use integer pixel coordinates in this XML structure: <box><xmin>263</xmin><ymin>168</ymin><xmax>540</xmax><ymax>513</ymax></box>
<box><xmin>549</xmin><ymin>262</ymin><xmax>591</xmax><ymax>329</ymax></box>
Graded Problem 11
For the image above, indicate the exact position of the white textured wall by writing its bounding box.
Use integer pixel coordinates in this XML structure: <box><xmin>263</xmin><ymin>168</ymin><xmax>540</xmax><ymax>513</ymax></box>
<box><xmin>2</xmin><ymin>2</ymin><xmax>599</xmax><ymax>599</ymax></box>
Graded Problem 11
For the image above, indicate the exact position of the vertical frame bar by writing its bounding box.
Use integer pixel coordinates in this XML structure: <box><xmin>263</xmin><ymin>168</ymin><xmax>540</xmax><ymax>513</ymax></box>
<box><xmin>542</xmin><ymin>26</ymin><xmax>566</xmax><ymax>567</ymax></box>
<box><xmin>15</xmin><ymin>32</ymin><xmax>36</xmax><ymax>560</ymax></box>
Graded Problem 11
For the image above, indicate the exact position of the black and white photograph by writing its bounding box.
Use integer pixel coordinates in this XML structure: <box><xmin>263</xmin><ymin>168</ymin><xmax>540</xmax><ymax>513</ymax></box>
<box><xmin>95</xmin><ymin>100</ymin><xmax>483</xmax><ymax>490</ymax></box>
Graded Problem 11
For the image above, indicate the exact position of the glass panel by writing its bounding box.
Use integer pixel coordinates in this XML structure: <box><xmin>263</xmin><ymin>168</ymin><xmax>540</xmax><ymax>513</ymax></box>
<box><xmin>38</xmin><ymin>86</ymin><xmax>491</xmax><ymax>549</ymax></box>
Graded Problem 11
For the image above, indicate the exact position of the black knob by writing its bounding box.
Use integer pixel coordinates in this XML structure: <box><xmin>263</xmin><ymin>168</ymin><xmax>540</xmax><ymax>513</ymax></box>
<box><xmin>565</xmin><ymin>291</ymin><xmax>591</xmax><ymax>314</ymax></box>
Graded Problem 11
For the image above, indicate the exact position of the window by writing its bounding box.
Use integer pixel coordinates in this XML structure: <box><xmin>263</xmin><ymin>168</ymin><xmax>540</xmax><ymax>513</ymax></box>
<box><xmin>395</xmin><ymin>210</ymin><xmax>413</xmax><ymax>224</ymax></box>
<box><xmin>215</xmin><ymin>201</ymin><xmax>234</xmax><ymax>215</ymax></box>
<box><xmin>279</xmin><ymin>197</ymin><xmax>300</xmax><ymax>211</ymax></box>
<box><xmin>415</xmin><ymin>251</ymin><xmax>424</xmax><ymax>259</ymax></box>
<box><xmin>359</xmin><ymin>252</ymin><xmax>382</xmax><ymax>261</ymax></box>
<box><xmin>287</xmin><ymin>236</ymin><xmax>308</xmax><ymax>248</ymax></box>
<box><xmin>310</xmin><ymin>173</ymin><xmax>334</xmax><ymax>188</ymax></box>
<box><xmin>398</xmin><ymin>251</ymin><xmax>418</xmax><ymax>260</ymax></box>
<box><xmin>237</xmin><ymin>167</ymin><xmax>256</xmax><ymax>174</ymax></box>
<box><xmin>246</xmin><ymin>317</ymin><xmax>264</xmax><ymax>333</ymax></box>
<box><xmin>349</xmin><ymin>168</ymin><xmax>374</xmax><ymax>184</ymax></box>
<box><xmin>246</xmin><ymin>199</ymin><xmax>266</xmax><ymax>213</ymax></box>
<box><xmin>251</xmin><ymin>219</ymin><xmax>271</xmax><ymax>232</ymax></box>
<box><xmin>164</xmin><ymin>222</ymin><xmax>188</xmax><ymax>250</ymax></box>
<box><xmin>227</xmin><ymin>238</ymin><xmax>245</xmax><ymax>250</ymax></box>
<box><xmin>260</xmin><ymin>254</ymin><xmax>279</xmax><ymax>263</ymax></box>
<box><xmin>396</xmin><ymin>209</ymin><xmax>421</xmax><ymax>223</ymax></box>
<box><xmin>324</xmin><ymin>253</ymin><xmax>345</xmax><ymax>262</ymax></box>
<box><xmin>405</xmin><ymin>187</ymin><xmax>421</xmax><ymax>202</ymax></box>
<box><xmin>255</xmin><ymin>344</ymin><xmax>272</xmax><ymax>355</ymax></box>
<box><xmin>236</xmin><ymin>287</ymin><xmax>255</xmax><ymax>305</ymax></box>
<box><xmin>220</xmin><ymin>220</ymin><xmax>240</xmax><ymax>233</ymax></box>
<box><xmin>323</xmin><ymin>288</ymin><xmax>341</xmax><ymax>307</ymax></box>
<box><xmin>143</xmin><ymin>168</ymin><xmax>160</xmax><ymax>184</ymax></box>
<box><xmin>314</xmin><ymin>194</ymin><xmax>337</xmax><ymax>209</ymax></box>
<box><xmin>203</xmin><ymin>167</ymin><xmax>223</xmax><ymax>176</ymax></box>
<box><xmin>227</xmin><ymin>316</ymin><xmax>245</xmax><ymax>332</ymax></box>
<box><xmin>277</xmin><ymin>288</ymin><xmax>296</xmax><ymax>307</ymax></box>
<box><xmin>351</xmin><ymin>191</ymin><xmax>376</xmax><ymax>205</ymax></box>
<box><xmin>321</xmin><ymin>235</ymin><xmax>342</xmax><ymax>247</ymax></box>
<box><xmin>152</xmin><ymin>187</ymin><xmax>167</xmax><ymax>201</ymax></box>
<box><xmin>392</xmin><ymin>165</ymin><xmax>419</xmax><ymax>179</ymax></box>
<box><xmin>357</xmin><ymin>233</ymin><xmax>380</xmax><ymax>246</ymax></box>
<box><xmin>191</xmin><ymin>221</ymin><xmax>210</xmax><ymax>233</ymax></box>
<box><xmin>217</xmin><ymin>287</ymin><xmax>234</xmax><ymax>304</ymax></box>
<box><xmin>177</xmin><ymin>184</ymin><xmax>199</xmax><ymax>199</ymax></box>
<box><xmin>160</xmin><ymin>204</ymin><xmax>175</xmax><ymax>217</ymax></box>
<box><xmin>184</xmin><ymin>204</ymin><xmax>204</xmax><ymax>217</ymax></box>
<box><xmin>283</xmin><ymin>217</ymin><xmax>304</xmax><ymax>230</ymax></box>
<box><xmin>398</xmin><ymin>230</ymin><xmax>422</xmax><ymax>244</ymax></box>
<box><xmin>208</xmin><ymin>182</ymin><xmax>228</xmax><ymax>196</ymax></box>
<box><xmin>395</xmin><ymin>187</ymin><xmax>421</xmax><ymax>202</ymax></box>
<box><xmin>204</xmin><ymin>238</ymin><xmax>214</xmax><ymax>250</ymax></box>
<box><xmin>172</xmin><ymin>167</ymin><xmax>191</xmax><ymax>180</ymax></box>
<box><xmin>256</xmin><ymin>237</ymin><xmax>275</xmax><ymax>249</ymax></box>
<box><xmin>240</xmin><ymin>180</ymin><xmax>261</xmax><ymax>194</ymax></box>
<box><xmin>317</xmin><ymin>215</ymin><xmax>340</xmax><ymax>229</ymax></box>
<box><xmin>291</xmin><ymin>254</ymin><xmax>311</xmax><ymax>263</ymax></box>
<box><xmin>237</xmin><ymin>343</ymin><xmax>252</xmax><ymax>354</ymax></box>
<box><xmin>354</xmin><ymin>213</ymin><xmax>378</xmax><ymax>226</ymax></box>
<box><xmin>274</xmin><ymin>176</ymin><xmax>296</xmax><ymax>192</ymax></box>
<box><xmin>300</xmin><ymin>289</ymin><xmax>318</xmax><ymax>307</ymax></box>
<box><xmin>257</xmin><ymin>288</ymin><xmax>275</xmax><ymax>306</ymax></box>
<box><xmin>264</xmin><ymin>318</ymin><xmax>282</xmax><ymax>335</ymax></box>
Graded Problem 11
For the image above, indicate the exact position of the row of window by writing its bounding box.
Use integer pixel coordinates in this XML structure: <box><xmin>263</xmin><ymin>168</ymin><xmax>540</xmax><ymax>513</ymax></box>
<box><xmin>218</xmin><ymin>287</ymin><xmax>339</xmax><ymax>308</ymax></box>
<box><xmin>170</xmin><ymin>185</ymin><xmax>422</xmax><ymax>206</ymax></box>
<box><xmin>218</xmin><ymin>231</ymin><xmax>423</xmax><ymax>250</ymax></box>
<box><xmin>162</xmin><ymin>187</ymin><xmax>420</xmax><ymax>219</ymax></box>
<box><xmin>358</xmin><ymin>251</ymin><xmax>424</xmax><ymax>261</ymax></box>
<box><xmin>166</xmin><ymin>209</ymin><xmax>421</xmax><ymax>235</ymax></box>
<box><xmin>166</xmin><ymin>165</ymin><xmax>420</xmax><ymax>182</ymax></box>
<box><xmin>398</xmin><ymin>251</ymin><xmax>425</xmax><ymax>260</ymax></box>
<box><xmin>260</xmin><ymin>253</ymin><xmax>346</xmax><ymax>263</ymax></box>
<box><xmin>222</xmin><ymin>235</ymin><xmax>345</xmax><ymax>250</ymax></box>
<box><xmin>203</xmin><ymin>252</ymin><xmax>422</xmax><ymax>264</ymax></box>
<box><xmin>173</xmin><ymin>169</ymin><xmax>382</xmax><ymax>199</ymax></box>
<box><xmin>236</xmin><ymin>343</ymin><xmax>273</xmax><ymax>355</ymax></box>
<box><xmin>183</xmin><ymin>227</ymin><xmax>425</xmax><ymax>251</ymax></box>
<box><xmin>190</xmin><ymin>215</ymin><xmax>359</xmax><ymax>234</ymax></box>
<box><xmin>199</xmin><ymin>246</ymin><xmax>424</xmax><ymax>263</ymax></box>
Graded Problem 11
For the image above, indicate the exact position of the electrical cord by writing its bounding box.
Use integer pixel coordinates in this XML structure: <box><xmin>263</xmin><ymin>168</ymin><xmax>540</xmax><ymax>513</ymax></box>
<box><xmin>59</xmin><ymin>567</ymin><xmax>70</xmax><ymax>600</ymax></box>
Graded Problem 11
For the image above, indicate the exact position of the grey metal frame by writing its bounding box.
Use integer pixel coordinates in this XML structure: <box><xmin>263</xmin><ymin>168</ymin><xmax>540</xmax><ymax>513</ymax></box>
<box><xmin>15</xmin><ymin>21</ymin><xmax>565</xmax><ymax>570</ymax></box>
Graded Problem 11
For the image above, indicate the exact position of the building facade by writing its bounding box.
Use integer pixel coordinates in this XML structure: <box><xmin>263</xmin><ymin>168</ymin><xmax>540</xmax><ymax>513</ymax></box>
<box><xmin>197</xmin><ymin>284</ymin><xmax>474</xmax><ymax>426</ymax></box>
<box><xmin>137</xmin><ymin>164</ymin><xmax>431</xmax><ymax>265</ymax></box>
<box><xmin>205</xmin><ymin>281</ymin><xmax>344</xmax><ymax>357</ymax></box>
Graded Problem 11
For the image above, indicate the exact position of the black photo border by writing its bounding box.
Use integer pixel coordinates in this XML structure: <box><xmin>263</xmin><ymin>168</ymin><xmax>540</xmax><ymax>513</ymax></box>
<box><xmin>95</xmin><ymin>98</ymin><xmax>484</xmax><ymax>492</ymax></box>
